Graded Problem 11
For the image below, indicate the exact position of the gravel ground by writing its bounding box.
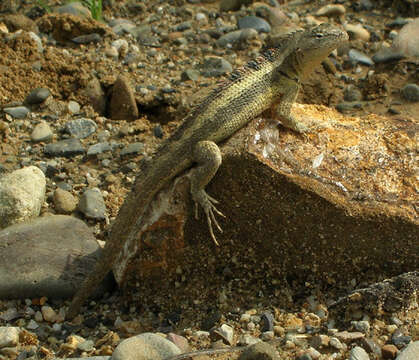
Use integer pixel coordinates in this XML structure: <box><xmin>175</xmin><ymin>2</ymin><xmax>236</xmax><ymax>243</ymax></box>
<box><xmin>0</xmin><ymin>0</ymin><xmax>418</xmax><ymax>359</ymax></box>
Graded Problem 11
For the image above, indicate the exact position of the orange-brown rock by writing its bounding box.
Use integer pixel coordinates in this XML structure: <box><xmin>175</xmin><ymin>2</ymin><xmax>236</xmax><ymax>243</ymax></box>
<box><xmin>111</xmin><ymin>104</ymin><xmax>418</xmax><ymax>316</ymax></box>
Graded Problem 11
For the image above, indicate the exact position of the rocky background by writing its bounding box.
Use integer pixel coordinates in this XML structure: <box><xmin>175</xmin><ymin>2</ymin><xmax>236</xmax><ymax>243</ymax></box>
<box><xmin>0</xmin><ymin>0</ymin><xmax>418</xmax><ymax>359</ymax></box>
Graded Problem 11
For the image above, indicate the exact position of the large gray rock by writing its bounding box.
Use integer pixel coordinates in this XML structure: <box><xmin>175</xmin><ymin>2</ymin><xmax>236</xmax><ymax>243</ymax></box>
<box><xmin>0</xmin><ymin>215</ymin><xmax>111</xmax><ymax>299</ymax></box>
<box><xmin>0</xmin><ymin>166</ymin><xmax>46</xmax><ymax>229</ymax></box>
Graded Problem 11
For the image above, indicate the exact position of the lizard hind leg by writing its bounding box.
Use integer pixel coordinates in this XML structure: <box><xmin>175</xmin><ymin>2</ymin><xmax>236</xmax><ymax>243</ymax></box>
<box><xmin>190</xmin><ymin>140</ymin><xmax>225</xmax><ymax>245</ymax></box>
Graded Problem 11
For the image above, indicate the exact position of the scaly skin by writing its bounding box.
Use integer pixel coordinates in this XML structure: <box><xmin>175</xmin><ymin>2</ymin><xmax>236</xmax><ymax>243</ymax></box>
<box><xmin>67</xmin><ymin>23</ymin><xmax>348</xmax><ymax>319</ymax></box>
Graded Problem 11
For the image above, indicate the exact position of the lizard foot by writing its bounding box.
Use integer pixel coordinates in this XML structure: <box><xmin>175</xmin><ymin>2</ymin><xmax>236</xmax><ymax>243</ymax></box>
<box><xmin>193</xmin><ymin>190</ymin><xmax>225</xmax><ymax>246</ymax></box>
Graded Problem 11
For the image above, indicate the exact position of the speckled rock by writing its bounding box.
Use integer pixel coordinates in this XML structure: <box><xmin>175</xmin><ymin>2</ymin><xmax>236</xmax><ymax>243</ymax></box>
<box><xmin>0</xmin><ymin>166</ymin><xmax>46</xmax><ymax>229</ymax></box>
<box><xmin>396</xmin><ymin>341</ymin><xmax>419</xmax><ymax>359</ymax></box>
<box><xmin>111</xmin><ymin>333</ymin><xmax>181</xmax><ymax>360</ymax></box>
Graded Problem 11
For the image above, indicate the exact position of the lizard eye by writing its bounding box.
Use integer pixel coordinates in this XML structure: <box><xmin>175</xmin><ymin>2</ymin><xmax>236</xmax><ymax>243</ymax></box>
<box><xmin>315</xmin><ymin>33</ymin><xmax>323</xmax><ymax>38</ymax></box>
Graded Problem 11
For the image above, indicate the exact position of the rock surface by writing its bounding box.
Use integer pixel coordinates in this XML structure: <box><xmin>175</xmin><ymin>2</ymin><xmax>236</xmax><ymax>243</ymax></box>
<box><xmin>0</xmin><ymin>215</ymin><xmax>110</xmax><ymax>298</ymax></box>
<box><xmin>112</xmin><ymin>105</ymin><xmax>418</xmax><ymax>315</ymax></box>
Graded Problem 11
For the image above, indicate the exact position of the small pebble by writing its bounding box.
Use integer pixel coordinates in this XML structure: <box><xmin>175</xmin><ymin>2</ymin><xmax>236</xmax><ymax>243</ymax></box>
<box><xmin>25</xmin><ymin>88</ymin><xmax>50</xmax><ymax>105</ymax></box>
<box><xmin>401</xmin><ymin>84</ymin><xmax>419</xmax><ymax>102</ymax></box>
<box><xmin>3</xmin><ymin>106</ymin><xmax>30</xmax><ymax>119</ymax></box>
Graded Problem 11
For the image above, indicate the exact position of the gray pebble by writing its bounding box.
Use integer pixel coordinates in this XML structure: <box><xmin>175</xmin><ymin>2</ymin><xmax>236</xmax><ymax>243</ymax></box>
<box><xmin>87</xmin><ymin>142</ymin><xmax>112</xmax><ymax>156</ymax></box>
<box><xmin>401</xmin><ymin>84</ymin><xmax>419</xmax><ymax>102</ymax></box>
<box><xmin>387</xmin><ymin>17</ymin><xmax>410</xmax><ymax>28</ymax></box>
<box><xmin>260</xmin><ymin>311</ymin><xmax>274</xmax><ymax>332</ymax></box>
<box><xmin>238</xmin><ymin>15</ymin><xmax>271</xmax><ymax>33</ymax></box>
<box><xmin>3</xmin><ymin>106</ymin><xmax>30</xmax><ymax>119</ymax></box>
<box><xmin>349</xmin><ymin>49</ymin><xmax>374</xmax><ymax>66</ymax></box>
<box><xmin>112</xmin><ymin>22</ymin><xmax>136</xmax><ymax>36</ymax></box>
<box><xmin>175</xmin><ymin>21</ymin><xmax>192</xmax><ymax>31</ymax></box>
<box><xmin>344</xmin><ymin>85</ymin><xmax>363</xmax><ymax>102</ymax></box>
<box><xmin>78</xmin><ymin>188</ymin><xmax>106</xmax><ymax>220</ymax></box>
<box><xmin>25</xmin><ymin>88</ymin><xmax>50</xmax><ymax>105</ymax></box>
<box><xmin>44</xmin><ymin>138</ymin><xmax>85</xmax><ymax>157</ymax></box>
<box><xmin>120</xmin><ymin>142</ymin><xmax>145</xmax><ymax>156</ymax></box>
<box><xmin>372</xmin><ymin>48</ymin><xmax>404</xmax><ymax>63</ymax></box>
<box><xmin>65</xmin><ymin>118</ymin><xmax>97</xmax><ymax>139</ymax></box>
<box><xmin>201</xmin><ymin>57</ymin><xmax>233</xmax><ymax>77</ymax></box>
<box><xmin>72</xmin><ymin>33</ymin><xmax>102</xmax><ymax>44</ymax></box>
<box><xmin>56</xmin><ymin>3</ymin><xmax>90</xmax><ymax>17</ymax></box>
<box><xmin>216</xmin><ymin>28</ymin><xmax>258</xmax><ymax>47</ymax></box>
<box><xmin>26</xmin><ymin>319</ymin><xmax>39</xmax><ymax>330</ymax></box>
<box><xmin>351</xmin><ymin>320</ymin><xmax>370</xmax><ymax>334</ymax></box>
<box><xmin>0</xmin><ymin>308</ymin><xmax>19</xmax><ymax>321</ymax></box>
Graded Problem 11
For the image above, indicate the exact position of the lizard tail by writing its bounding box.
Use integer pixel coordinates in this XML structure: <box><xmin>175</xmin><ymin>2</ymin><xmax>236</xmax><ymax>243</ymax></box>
<box><xmin>67</xmin><ymin>150</ymin><xmax>190</xmax><ymax>319</ymax></box>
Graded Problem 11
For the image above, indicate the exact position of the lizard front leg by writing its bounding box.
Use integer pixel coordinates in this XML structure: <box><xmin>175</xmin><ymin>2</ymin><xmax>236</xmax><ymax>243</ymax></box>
<box><xmin>275</xmin><ymin>82</ymin><xmax>308</xmax><ymax>133</ymax></box>
<box><xmin>190</xmin><ymin>140</ymin><xmax>225</xmax><ymax>245</ymax></box>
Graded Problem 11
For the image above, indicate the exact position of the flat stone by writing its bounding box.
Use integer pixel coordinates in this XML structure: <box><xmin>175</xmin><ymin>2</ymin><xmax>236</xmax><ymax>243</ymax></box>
<box><xmin>0</xmin><ymin>215</ymin><xmax>110</xmax><ymax>298</ymax></box>
<box><xmin>120</xmin><ymin>142</ymin><xmax>144</xmax><ymax>156</ymax></box>
<box><xmin>3</xmin><ymin>106</ymin><xmax>30</xmax><ymax>119</ymax></box>
<box><xmin>87</xmin><ymin>142</ymin><xmax>112</xmax><ymax>156</ymax></box>
<box><xmin>44</xmin><ymin>138</ymin><xmax>85</xmax><ymax>157</ymax></box>
<box><xmin>216</xmin><ymin>28</ymin><xmax>258</xmax><ymax>47</ymax></box>
<box><xmin>238</xmin><ymin>16</ymin><xmax>271</xmax><ymax>33</ymax></box>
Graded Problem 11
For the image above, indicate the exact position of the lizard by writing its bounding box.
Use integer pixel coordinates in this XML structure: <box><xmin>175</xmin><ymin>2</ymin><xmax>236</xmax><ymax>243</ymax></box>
<box><xmin>67</xmin><ymin>23</ymin><xmax>348</xmax><ymax>319</ymax></box>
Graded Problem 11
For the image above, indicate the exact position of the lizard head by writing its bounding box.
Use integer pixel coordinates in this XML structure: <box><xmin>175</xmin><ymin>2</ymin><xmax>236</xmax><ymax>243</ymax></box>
<box><xmin>295</xmin><ymin>23</ymin><xmax>348</xmax><ymax>77</ymax></box>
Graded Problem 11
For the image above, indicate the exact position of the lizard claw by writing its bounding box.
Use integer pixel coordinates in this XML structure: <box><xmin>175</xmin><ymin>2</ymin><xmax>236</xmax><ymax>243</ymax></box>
<box><xmin>193</xmin><ymin>190</ymin><xmax>225</xmax><ymax>246</ymax></box>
